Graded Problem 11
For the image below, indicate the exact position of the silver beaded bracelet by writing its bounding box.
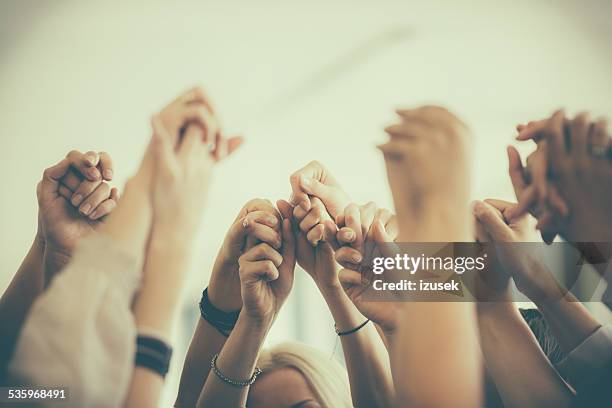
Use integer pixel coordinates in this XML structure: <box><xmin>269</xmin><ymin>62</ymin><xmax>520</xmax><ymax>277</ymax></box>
<box><xmin>210</xmin><ymin>353</ymin><xmax>262</xmax><ymax>387</ymax></box>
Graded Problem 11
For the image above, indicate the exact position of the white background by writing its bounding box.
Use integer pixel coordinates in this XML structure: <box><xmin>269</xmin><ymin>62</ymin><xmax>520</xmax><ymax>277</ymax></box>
<box><xmin>1</xmin><ymin>1</ymin><xmax>611</xmax><ymax>405</ymax></box>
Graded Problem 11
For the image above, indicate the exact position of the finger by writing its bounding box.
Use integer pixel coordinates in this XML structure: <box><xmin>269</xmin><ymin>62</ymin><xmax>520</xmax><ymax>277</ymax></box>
<box><xmin>58</xmin><ymin>184</ymin><xmax>73</xmax><ymax>201</ymax></box>
<box><xmin>372</xmin><ymin>209</ymin><xmax>397</xmax><ymax>240</ymax></box>
<box><xmin>97</xmin><ymin>151</ymin><xmax>114</xmax><ymax>181</ymax></box>
<box><xmin>226</xmin><ymin>136</ymin><xmax>244</xmax><ymax>156</ymax></box>
<box><xmin>240</xmin><ymin>243</ymin><xmax>283</xmax><ymax>267</ymax></box>
<box><xmin>570</xmin><ymin>112</ymin><xmax>590</xmax><ymax>163</ymax></box>
<box><xmin>335</xmin><ymin>247</ymin><xmax>363</xmax><ymax>268</ymax></box>
<box><xmin>60</xmin><ymin>169</ymin><xmax>82</xmax><ymax>192</ymax></box>
<box><xmin>482</xmin><ymin>199</ymin><xmax>515</xmax><ymax>219</ymax></box>
<box><xmin>540</xmin><ymin>226</ymin><xmax>558</xmax><ymax>244</ymax></box>
<box><xmin>507</xmin><ymin>145</ymin><xmax>527</xmax><ymax>199</ymax></box>
<box><xmin>299</xmin><ymin>176</ymin><xmax>341</xmax><ymax>213</ymax></box>
<box><xmin>507</xmin><ymin>184</ymin><xmax>537</xmax><ymax>221</ymax></box>
<box><xmin>371</xmin><ymin>220</ymin><xmax>399</xmax><ymax>259</ymax></box>
<box><xmin>472</xmin><ymin>201</ymin><xmax>513</xmax><ymax>241</ymax></box>
<box><xmin>240</xmin><ymin>214</ymin><xmax>282</xmax><ymax>249</ymax></box>
<box><xmin>78</xmin><ymin>182</ymin><xmax>110</xmax><ymax>217</ymax></box>
<box><xmin>70</xmin><ymin>179</ymin><xmax>103</xmax><ymax>207</ymax></box>
<box><xmin>288</xmin><ymin>183</ymin><xmax>311</xmax><ymax>212</ymax></box>
<box><xmin>280</xmin><ymin>218</ymin><xmax>297</xmax><ymax>274</ymax></box>
<box><xmin>306</xmin><ymin>224</ymin><xmax>325</xmax><ymax>246</ymax></box>
<box><xmin>339</xmin><ymin>268</ymin><xmax>363</xmax><ymax>289</ymax></box>
<box><xmin>337</xmin><ymin>226</ymin><xmax>356</xmax><ymax>245</ymax></box>
<box><xmin>384</xmin><ymin>122</ymin><xmax>425</xmax><ymax>141</ymax></box>
<box><xmin>66</xmin><ymin>150</ymin><xmax>101</xmax><ymax>181</ymax></box>
<box><xmin>359</xmin><ymin>202</ymin><xmax>378</xmax><ymax>236</ymax></box>
<box><xmin>546</xmin><ymin>186</ymin><xmax>569</xmax><ymax>218</ymax></box>
<box><xmin>590</xmin><ymin>119</ymin><xmax>609</xmax><ymax>159</ymax></box>
<box><xmin>89</xmin><ymin>195</ymin><xmax>118</xmax><ymax>220</ymax></box>
<box><xmin>298</xmin><ymin>204</ymin><xmax>325</xmax><ymax>233</ymax></box>
<box><xmin>276</xmin><ymin>199</ymin><xmax>294</xmax><ymax>220</ymax></box>
<box><xmin>344</xmin><ymin>204</ymin><xmax>363</xmax><ymax>253</ymax></box>
<box><xmin>40</xmin><ymin>158</ymin><xmax>71</xmax><ymax>197</ymax></box>
<box><xmin>214</xmin><ymin>135</ymin><xmax>244</xmax><ymax>162</ymax></box>
<box><xmin>181</xmin><ymin>86</ymin><xmax>215</xmax><ymax>113</ymax></box>
<box><xmin>178</xmin><ymin>124</ymin><xmax>204</xmax><ymax>161</ymax></box>
<box><xmin>239</xmin><ymin>260</ymin><xmax>279</xmax><ymax>283</ymax></box>
<box><xmin>545</xmin><ymin>109</ymin><xmax>567</xmax><ymax>160</ymax></box>
<box><xmin>515</xmin><ymin>119</ymin><xmax>547</xmax><ymax>141</ymax></box>
<box><xmin>530</xmin><ymin>141</ymin><xmax>548</xmax><ymax>203</ymax></box>
<box><xmin>152</xmin><ymin>118</ymin><xmax>180</xmax><ymax>180</ymax></box>
<box><xmin>180</xmin><ymin>105</ymin><xmax>218</xmax><ymax>143</ymax></box>
<box><xmin>323</xmin><ymin>220</ymin><xmax>340</xmax><ymax>250</ymax></box>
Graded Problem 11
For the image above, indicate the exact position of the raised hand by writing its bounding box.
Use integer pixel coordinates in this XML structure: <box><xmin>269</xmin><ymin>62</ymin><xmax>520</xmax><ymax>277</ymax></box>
<box><xmin>208</xmin><ymin>199</ymin><xmax>283</xmax><ymax>312</ymax></box>
<box><xmin>288</xmin><ymin>161</ymin><xmax>351</xmax><ymax>221</ymax></box>
<box><xmin>380</xmin><ymin>106</ymin><xmax>472</xmax><ymax>241</ymax></box>
<box><xmin>473</xmin><ymin>199</ymin><xmax>563</xmax><ymax>302</ymax></box>
<box><xmin>334</xmin><ymin>203</ymin><xmax>400</xmax><ymax>336</ymax></box>
<box><xmin>36</xmin><ymin>151</ymin><xmax>118</xmax><ymax>283</ymax></box>
<box><xmin>156</xmin><ymin>86</ymin><xmax>243</xmax><ymax>161</ymax></box>
<box><xmin>510</xmin><ymin>110</ymin><xmax>612</xmax><ymax>242</ymax></box>
<box><xmin>277</xmin><ymin>197</ymin><xmax>339</xmax><ymax>291</ymax></box>
<box><xmin>238</xmin><ymin>212</ymin><xmax>296</xmax><ymax>321</ymax></box>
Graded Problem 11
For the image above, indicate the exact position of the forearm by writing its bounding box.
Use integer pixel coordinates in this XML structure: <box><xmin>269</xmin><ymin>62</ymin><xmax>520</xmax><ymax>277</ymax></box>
<box><xmin>198</xmin><ymin>313</ymin><xmax>270</xmax><ymax>408</ymax></box>
<box><xmin>175</xmin><ymin>318</ymin><xmax>228</xmax><ymax>407</ymax></box>
<box><xmin>391</xmin><ymin>302</ymin><xmax>482</xmax><ymax>408</ymax></box>
<box><xmin>98</xmin><ymin>176</ymin><xmax>152</xmax><ymax>263</ymax></box>
<box><xmin>126</xmin><ymin>237</ymin><xmax>191</xmax><ymax>407</ymax></box>
<box><xmin>321</xmin><ymin>284</ymin><xmax>394</xmax><ymax>408</ymax></box>
<box><xmin>535</xmin><ymin>294</ymin><xmax>601</xmax><ymax>356</ymax></box>
<box><xmin>134</xmin><ymin>234</ymin><xmax>192</xmax><ymax>336</ymax></box>
<box><xmin>477</xmin><ymin>303</ymin><xmax>572</xmax><ymax>408</ymax></box>
<box><xmin>0</xmin><ymin>237</ymin><xmax>45</xmax><ymax>377</ymax></box>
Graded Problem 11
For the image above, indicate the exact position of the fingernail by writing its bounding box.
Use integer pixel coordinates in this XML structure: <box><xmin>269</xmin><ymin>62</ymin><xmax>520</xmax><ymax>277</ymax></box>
<box><xmin>352</xmin><ymin>253</ymin><xmax>363</xmax><ymax>263</ymax></box>
<box><xmin>268</xmin><ymin>216</ymin><xmax>278</xmax><ymax>225</ymax></box>
<box><xmin>103</xmin><ymin>169</ymin><xmax>113</xmax><ymax>180</ymax></box>
<box><xmin>89</xmin><ymin>210</ymin><xmax>100</xmax><ymax>220</ymax></box>
<box><xmin>86</xmin><ymin>155</ymin><xmax>97</xmax><ymax>166</ymax></box>
<box><xmin>72</xmin><ymin>194</ymin><xmax>83</xmax><ymax>206</ymax></box>
<box><xmin>345</xmin><ymin>230</ymin><xmax>355</xmax><ymax>240</ymax></box>
<box><xmin>81</xmin><ymin>203</ymin><xmax>92</xmax><ymax>215</ymax></box>
<box><xmin>88</xmin><ymin>168</ymin><xmax>100</xmax><ymax>179</ymax></box>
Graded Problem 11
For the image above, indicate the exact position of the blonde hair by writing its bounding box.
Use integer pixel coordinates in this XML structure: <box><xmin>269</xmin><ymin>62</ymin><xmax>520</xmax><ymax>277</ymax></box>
<box><xmin>256</xmin><ymin>341</ymin><xmax>352</xmax><ymax>408</ymax></box>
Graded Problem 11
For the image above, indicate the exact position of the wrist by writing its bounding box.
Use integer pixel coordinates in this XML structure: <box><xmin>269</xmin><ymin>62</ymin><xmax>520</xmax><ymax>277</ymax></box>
<box><xmin>208</xmin><ymin>276</ymin><xmax>242</xmax><ymax>312</ymax></box>
<box><xmin>238</xmin><ymin>311</ymin><xmax>274</xmax><ymax>334</ymax></box>
<box><xmin>318</xmin><ymin>280</ymin><xmax>344</xmax><ymax>297</ymax></box>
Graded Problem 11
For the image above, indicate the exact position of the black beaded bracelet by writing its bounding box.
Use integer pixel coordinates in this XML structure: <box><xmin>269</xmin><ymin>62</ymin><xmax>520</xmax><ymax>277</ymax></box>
<box><xmin>199</xmin><ymin>287</ymin><xmax>241</xmax><ymax>337</ymax></box>
<box><xmin>210</xmin><ymin>354</ymin><xmax>262</xmax><ymax>387</ymax></box>
<box><xmin>134</xmin><ymin>335</ymin><xmax>172</xmax><ymax>378</ymax></box>
<box><xmin>335</xmin><ymin>319</ymin><xmax>370</xmax><ymax>336</ymax></box>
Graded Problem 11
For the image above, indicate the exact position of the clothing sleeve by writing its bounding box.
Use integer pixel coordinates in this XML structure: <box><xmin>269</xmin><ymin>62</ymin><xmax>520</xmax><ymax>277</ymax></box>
<box><xmin>7</xmin><ymin>234</ymin><xmax>142</xmax><ymax>408</ymax></box>
<box><xmin>555</xmin><ymin>324</ymin><xmax>612</xmax><ymax>392</ymax></box>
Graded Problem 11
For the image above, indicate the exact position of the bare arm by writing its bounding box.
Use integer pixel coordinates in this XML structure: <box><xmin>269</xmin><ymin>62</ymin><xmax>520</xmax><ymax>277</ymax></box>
<box><xmin>478</xmin><ymin>303</ymin><xmax>573</xmax><ymax>408</ymax></box>
<box><xmin>321</xmin><ymin>285</ymin><xmax>394</xmax><ymax>408</ymax></box>
<box><xmin>0</xmin><ymin>237</ymin><xmax>45</xmax><ymax>380</ymax></box>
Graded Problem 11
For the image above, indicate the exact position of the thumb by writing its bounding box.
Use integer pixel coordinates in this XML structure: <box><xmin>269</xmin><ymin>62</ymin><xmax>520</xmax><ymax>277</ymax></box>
<box><xmin>39</xmin><ymin>158</ymin><xmax>71</xmax><ymax>199</ymax></box>
<box><xmin>151</xmin><ymin>117</ymin><xmax>177</xmax><ymax>179</ymax></box>
<box><xmin>279</xmin><ymin>218</ymin><xmax>296</xmax><ymax>278</ymax></box>
<box><xmin>300</xmin><ymin>177</ymin><xmax>334</xmax><ymax>200</ymax></box>
<box><xmin>473</xmin><ymin>201</ymin><xmax>514</xmax><ymax>242</ymax></box>
<box><xmin>339</xmin><ymin>268</ymin><xmax>364</xmax><ymax>290</ymax></box>
<box><xmin>276</xmin><ymin>199</ymin><xmax>294</xmax><ymax>220</ymax></box>
<box><xmin>371</xmin><ymin>220</ymin><xmax>399</xmax><ymax>259</ymax></box>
